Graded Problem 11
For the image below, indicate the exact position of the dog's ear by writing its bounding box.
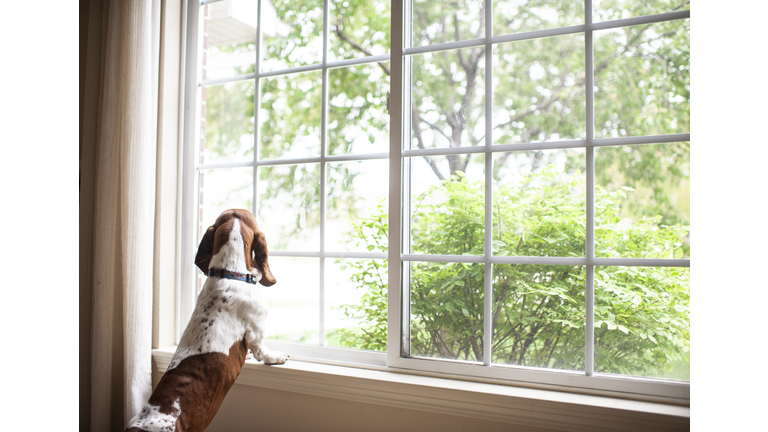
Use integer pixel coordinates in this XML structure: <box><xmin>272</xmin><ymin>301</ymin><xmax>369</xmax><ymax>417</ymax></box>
<box><xmin>252</xmin><ymin>230</ymin><xmax>276</xmax><ymax>286</ymax></box>
<box><xmin>195</xmin><ymin>225</ymin><xmax>216</xmax><ymax>275</ymax></box>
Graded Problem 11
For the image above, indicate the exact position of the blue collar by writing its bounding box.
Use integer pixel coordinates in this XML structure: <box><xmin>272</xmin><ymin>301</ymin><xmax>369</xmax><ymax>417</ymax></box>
<box><xmin>208</xmin><ymin>268</ymin><xmax>260</xmax><ymax>285</ymax></box>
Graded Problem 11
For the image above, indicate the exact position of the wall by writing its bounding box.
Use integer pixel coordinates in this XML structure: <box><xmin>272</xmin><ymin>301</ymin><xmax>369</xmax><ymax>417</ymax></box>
<box><xmin>153</xmin><ymin>366</ymin><xmax>558</xmax><ymax>432</ymax></box>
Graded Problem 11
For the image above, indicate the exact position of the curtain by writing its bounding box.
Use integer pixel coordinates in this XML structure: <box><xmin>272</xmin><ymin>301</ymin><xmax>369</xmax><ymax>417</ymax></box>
<box><xmin>80</xmin><ymin>0</ymin><xmax>162</xmax><ymax>430</ymax></box>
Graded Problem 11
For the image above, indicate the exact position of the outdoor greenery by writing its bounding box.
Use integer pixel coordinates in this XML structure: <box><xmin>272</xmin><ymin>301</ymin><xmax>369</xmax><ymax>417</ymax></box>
<box><xmin>201</xmin><ymin>0</ymin><xmax>690</xmax><ymax>380</ymax></box>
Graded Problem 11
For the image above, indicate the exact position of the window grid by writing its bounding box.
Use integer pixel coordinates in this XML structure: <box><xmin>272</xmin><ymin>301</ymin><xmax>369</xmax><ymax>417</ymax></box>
<box><xmin>390</xmin><ymin>0</ymin><xmax>689</xmax><ymax>393</ymax></box>
<box><xmin>186</xmin><ymin>0</ymin><xmax>691</xmax><ymax>399</ymax></box>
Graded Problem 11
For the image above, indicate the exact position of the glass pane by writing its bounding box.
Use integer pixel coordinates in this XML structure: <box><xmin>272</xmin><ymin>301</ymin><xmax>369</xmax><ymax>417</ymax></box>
<box><xmin>594</xmin><ymin>19</ymin><xmax>690</xmax><ymax>138</ymax></box>
<box><xmin>410</xmin><ymin>262</ymin><xmax>485</xmax><ymax>362</ymax></box>
<box><xmin>595</xmin><ymin>143</ymin><xmax>690</xmax><ymax>259</ymax></box>
<box><xmin>409</xmin><ymin>155</ymin><xmax>485</xmax><ymax>256</ymax></box>
<box><xmin>595</xmin><ymin>266</ymin><xmax>690</xmax><ymax>381</ymax></box>
<box><xmin>492</xmin><ymin>265</ymin><xmax>585</xmax><ymax>371</ymax></box>
<box><xmin>494</xmin><ymin>0</ymin><xmax>584</xmax><ymax>35</ymax></box>
<box><xmin>594</xmin><ymin>0</ymin><xmax>690</xmax><ymax>22</ymax></box>
<box><xmin>410</xmin><ymin>48</ymin><xmax>485</xmax><ymax>150</ymax></box>
<box><xmin>263</xmin><ymin>257</ymin><xmax>320</xmax><ymax>345</ymax></box>
<box><xmin>493</xmin><ymin>149</ymin><xmax>586</xmax><ymax>257</ymax></box>
<box><xmin>492</xmin><ymin>34</ymin><xmax>586</xmax><ymax>145</ymax></box>
<box><xmin>257</xmin><ymin>163</ymin><xmax>321</xmax><ymax>251</ymax></box>
<box><xmin>201</xmin><ymin>80</ymin><xmax>255</xmax><ymax>165</ymax></box>
<box><xmin>325</xmin><ymin>259</ymin><xmax>388</xmax><ymax>351</ymax></box>
<box><xmin>199</xmin><ymin>167</ymin><xmax>253</xmax><ymax>230</ymax></box>
<box><xmin>327</xmin><ymin>160</ymin><xmax>389</xmax><ymax>252</ymax></box>
<box><xmin>329</xmin><ymin>0</ymin><xmax>390</xmax><ymax>61</ymax></box>
<box><xmin>259</xmin><ymin>71</ymin><xmax>322</xmax><ymax>160</ymax></box>
<box><xmin>261</xmin><ymin>0</ymin><xmax>324</xmax><ymax>71</ymax></box>
<box><xmin>412</xmin><ymin>0</ymin><xmax>484</xmax><ymax>47</ymax></box>
<box><xmin>202</xmin><ymin>2</ymin><xmax>258</xmax><ymax>81</ymax></box>
<box><xmin>328</xmin><ymin>63</ymin><xmax>390</xmax><ymax>156</ymax></box>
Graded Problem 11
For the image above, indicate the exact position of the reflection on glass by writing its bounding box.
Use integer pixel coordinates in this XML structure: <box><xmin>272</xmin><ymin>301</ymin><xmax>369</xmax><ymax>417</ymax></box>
<box><xmin>329</xmin><ymin>0</ymin><xmax>390</xmax><ymax>61</ymax></box>
<box><xmin>410</xmin><ymin>48</ymin><xmax>485</xmax><ymax>150</ymax></box>
<box><xmin>492</xmin><ymin>265</ymin><xmax>585</xmax><ymax>370</ymax></box>
<box><xmin>263</xmin><ymin>257</ymin><xmax>319</xmax><ymax>345</ymax></box>
<box><xmin>202</xmin><ymin>2</ymin><xmax>258</xmax><ymax>81</ymax></box>
<box><xmin>325</xmin><ymin>259</ymin><xmax>387</xmax><ymax>351</ymax></box>
<box><xmin>326</xmin><ymin>160</ymin><xmax>388</xmax><ymax>252</ymax></box>
<box><xmin>410</xmin><ymin>262</ymin><xmax>485</xmax><ymax>362</ymax></box>
<box><xmin>409</xmin><ymin>155</ymin><xmax>485</xmax><ymax>256</ymax></box>
<box><xmin>595</xmin><ymin>142</ymin><xmax>690</xmax><ymax>259</ymax></box>
<box><xmin>259</xmin><ymin>71</ymin><xmax>322</xmax><ymax>160</ymax></box>
<box><xmin>594</xmin><ymin>19</ymin><xmax>690</xmax><ymax>138</ymax></box>
<box><xmin>412</xmin><ymin>0</ymin><xmax>484</xmax><ymax>47</ymax></box>
<box><xmin>199</xmin><ymin>168</ymin><xmax>253</xmax><ymax>230</ymax></box>
<box><xmin>262</xmin><ymin>0</ymin><xmax>323</xmax><ymax>71</ymax></box>
<box><xmin>492</xmin><ymin>34</ymin><xmax>586</xmax><ymax>145</ymax></box>
<box><xmin>494</xmin><ymin>0</ymin><xmax>583</xmax><ymax>35</ymax></box>
<box><xmin>201</xmin><ymin>81</ymin><xmax>255</xmax><ymax>164</ymax></box>
<box><xmin>594</xmin><ymin>266</ymin><xmax>690</xmax><ymax>381</ymax></box>
<box><xmin>257</xmin><ymin>163</ymin><xmax>320</xmax><ymax>251</ymax></box>
<box><xmin>328</xmin><ymin>63</ymin><xmax>390</xmax><ymax>155</ymax></box>
<box><xmin>493</xmin><ymin>149</ymin><xmax>586</xmax><ymax>257</ymax></box>
<box><xmin>594</xmin><ymin>0</ymin><xmax>690</xmax><ymax>22</ymax></box>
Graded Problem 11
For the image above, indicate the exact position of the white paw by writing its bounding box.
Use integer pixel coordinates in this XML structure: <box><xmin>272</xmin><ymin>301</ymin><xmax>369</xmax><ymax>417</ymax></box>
<box><xmin>261</xmin><ymin>350</ymin><xmax>289</xmax><ymax>365</ymax></box>
<box><xmin>245</xmin><ymin>350</ymin><xmax>254</xmax><ymax>360</ymax></box>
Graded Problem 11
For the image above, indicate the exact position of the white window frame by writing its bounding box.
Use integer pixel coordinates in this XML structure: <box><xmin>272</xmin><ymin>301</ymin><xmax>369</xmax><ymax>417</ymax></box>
<box><xmin>179</xmin><ymin>0</ymin><xmax>691</xmax><ymax>403</ymax></box>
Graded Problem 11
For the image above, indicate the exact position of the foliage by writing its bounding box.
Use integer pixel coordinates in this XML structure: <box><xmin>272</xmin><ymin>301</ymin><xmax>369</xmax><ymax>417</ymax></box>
<box><xmin>338</xmin><ymin>168</ymin><xmax>689</xmax><ymax>378</ymax></box>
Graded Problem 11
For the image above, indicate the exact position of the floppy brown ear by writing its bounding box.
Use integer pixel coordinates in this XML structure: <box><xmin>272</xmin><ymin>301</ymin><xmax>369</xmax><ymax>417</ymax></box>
<box><xmin>195</xmin><ymin>226</ymin><xmax>217</xmax><ymax>275</ymax></box>
<box><xmin>252</xmin><ymin>231</ymin><xmax>276</xmax><ymax>286</ymax></box>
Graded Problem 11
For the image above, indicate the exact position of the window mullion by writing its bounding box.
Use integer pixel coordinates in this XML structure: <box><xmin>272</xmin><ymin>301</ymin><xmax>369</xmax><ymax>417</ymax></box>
<box><xmin>482</xmin><ymin>0</ymin><xmax>494</xmax><ymax>368</ymax></box>
<box><xmin>585</xmin><ymin>0</ymin><xmax>595</xmax><ymax>378</ymax></box>
<box><xmin>318</xmin><ymin>0</ymin><xmax>331</xmax><ymax>347</ymax></box>
<box><xmin>388</xmin><ymin>0</ymin><xmax>406</xmax><ymax>365</ymax></box>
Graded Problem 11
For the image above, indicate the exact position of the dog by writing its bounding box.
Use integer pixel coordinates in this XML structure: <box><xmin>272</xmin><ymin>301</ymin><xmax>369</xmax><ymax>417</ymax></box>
<box><xmin>126</xmin><ymin>209</ymin><xmax>288</xmax><ymax>432</ymax></box>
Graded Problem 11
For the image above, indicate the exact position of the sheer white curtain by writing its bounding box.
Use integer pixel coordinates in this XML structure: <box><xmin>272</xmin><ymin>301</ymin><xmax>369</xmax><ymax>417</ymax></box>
<box><xmin>80</xmin><ymin>0</ymin><xmax>161</xmax><ymax>430</ymax></box>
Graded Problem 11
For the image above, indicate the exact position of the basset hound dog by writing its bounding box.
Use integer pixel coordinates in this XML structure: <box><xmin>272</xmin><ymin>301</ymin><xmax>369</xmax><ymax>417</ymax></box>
<box><xmin>126</xmin><ymin>209</ymin><xmax>288</xmax><ymax>432</ymax></box>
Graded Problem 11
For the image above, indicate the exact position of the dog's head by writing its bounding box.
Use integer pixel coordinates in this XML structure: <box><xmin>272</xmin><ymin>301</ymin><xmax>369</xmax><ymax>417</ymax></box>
<box><xmin>194</xmin><ymin>209</ymin><xmax>276</xmax><ymax>286</ymax></box>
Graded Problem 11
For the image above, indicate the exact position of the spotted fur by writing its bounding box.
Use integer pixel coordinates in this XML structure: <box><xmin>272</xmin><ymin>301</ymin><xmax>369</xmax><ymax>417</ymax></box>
<box><xmin>126</xmin><ymin>209</ymin><xmax>286</xmax><ymax>432</ymax></box>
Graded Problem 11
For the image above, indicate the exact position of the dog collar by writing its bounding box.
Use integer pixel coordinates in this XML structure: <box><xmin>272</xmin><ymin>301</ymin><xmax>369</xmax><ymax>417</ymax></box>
<box><xmin>208</xmin><ymin>268</ymin><xmax>260</xmax><ymax>285</ymax></box>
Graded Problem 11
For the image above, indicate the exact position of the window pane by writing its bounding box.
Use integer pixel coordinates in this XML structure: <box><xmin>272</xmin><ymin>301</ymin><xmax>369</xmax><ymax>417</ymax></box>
<box><xmin>201</xmin><ymin>80</ymin><xmax>255</xmax><ymax>165</ymax></box>
<box><xmin>328</xmin><ymin>63</ymin><xmax>390</xmax><ymax>156</ymax></box>
<box><xmin>594</xmin><ymin>266</ymin><xmax>690</xmax><ymax>381</ymax></box>
<box><xmin>494</xmin><ymin>0</ymin><xmax>584</xmax><ymax>35</ymax></box>
<box><xmin>410</xmin><ymin>48</ymin><xmax>485</xmax><ymax>150</ymax></box>
<box><xmin>409</xmin><ymin>155</ymin><xmax>485</xmax><ymax>256</ymax></box>
<box><xmin>259</xmin><ymin>71</ymin><xmax>322</xmax><ymax>160</ymax></box>
<box><xmin>492</xmin><ymin>265</ymin><xmax>585</xmax><ymax>371</ymax></box>
<box><xmin>492</xmin><ymin>34</ymin><xmax>586</xmax><ymax>146</ymax></box>
<box><xmin>257</xmin><ymin>163</ymin><xmax>321</xmax><ymax>251</ymax></box>
<box><xmin>594</xmin><ymin>19</ymin><xmax>690</xmax><ymax>138</ymax></box>
<box><xmin>327</xmin><ymin>159</ymin><xmax>388</xmax><ymax>252</ymax></box>
<box><xmin>595</xmin><ymin>142</ymin><xmax>690</xmax><ymax>259</ymax></box>
<box><xmin>493</xmin><ymin>149</ymin><xmax>586</xmax><ymax>257</ymax></box>
<box><xmin>262</xmin><ymin>0</ymin><xmax>324</xmax><ymax>71</ymax></box>
<box><xmin>594</xmin><ymin>0</ymin><xmax>690</xmax><ymax>22</ymax></box>
<box><xmin>410</xmin><ymin>262</ymin><xmax>485</xmax><ymax>363</ymax></box>
<box><xmin>263</xmin><ymin>257</ymin><xmax>320</xmax><ymax>345</ymax></box>
<box><xmin>329</xmin><ymin>0</ymin><xmax>390</xmax><ymax>61</ymax></box>
<box><xmin>325</xmin><ymin>259</ymin><xmax>387</xmax><ymax>351</ymax></box>
<box><xmin>199</xmin><ymin>168</ymin><xmax>253</xmax><ymax>230</ymax></box>
<box><xmin>411</xmin><ymin>0</ymin><xmax>484</xmax><ymax>47</ymax></box>
<box><xmin>202</xmin><ymin>2</ymin><xmax>258</xmax><ymax>81</ymax></box>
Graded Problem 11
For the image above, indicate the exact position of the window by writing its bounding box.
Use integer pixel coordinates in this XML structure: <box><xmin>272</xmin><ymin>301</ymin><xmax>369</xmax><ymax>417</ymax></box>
<box><xmin>181</xmin><ymin>0</ymin><xmax>690</xmax><ymax>400</ymax></box>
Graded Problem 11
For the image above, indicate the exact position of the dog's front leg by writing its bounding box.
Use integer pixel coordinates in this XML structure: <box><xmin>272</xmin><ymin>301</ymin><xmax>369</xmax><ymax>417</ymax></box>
<box><xmin>246</xmin><ymin>327</ymin><xmax>289</xmax><ymax>365</ymax></box>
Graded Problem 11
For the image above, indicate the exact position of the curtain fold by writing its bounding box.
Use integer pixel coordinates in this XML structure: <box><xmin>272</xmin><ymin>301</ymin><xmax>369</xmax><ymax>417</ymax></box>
<box><xmin>81</xmin><ymin>0</ymin><xmax>162</xmax><ymax>430</ymax></box>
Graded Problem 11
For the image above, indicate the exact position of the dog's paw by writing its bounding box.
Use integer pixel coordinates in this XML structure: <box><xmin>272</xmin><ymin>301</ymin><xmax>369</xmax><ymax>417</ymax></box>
<box><xmin>263</xmin><ymin>350</ymin><xmax>289</xmax><ymax>365</ymax></box>
<box><xmin>245</xmin><ymin>349</ymin><xmax>254</xmax><ymax>360</ymax></box>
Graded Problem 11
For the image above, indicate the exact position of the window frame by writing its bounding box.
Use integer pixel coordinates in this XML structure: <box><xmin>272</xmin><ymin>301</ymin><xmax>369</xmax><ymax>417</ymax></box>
<box><xmin>179</xmin><ymin>0</ymin><xmax>691</xmax><ymax>403</ymax></box>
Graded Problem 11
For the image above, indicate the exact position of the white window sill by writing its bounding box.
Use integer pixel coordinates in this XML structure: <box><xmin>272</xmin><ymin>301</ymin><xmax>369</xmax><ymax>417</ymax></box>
<box><xmin>152</xmin><ymin>347</ymin><xmax>689</xmax><ymax>432</ymax></box>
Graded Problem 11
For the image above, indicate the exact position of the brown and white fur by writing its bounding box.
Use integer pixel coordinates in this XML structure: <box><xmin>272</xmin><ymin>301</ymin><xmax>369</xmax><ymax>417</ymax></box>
<box><xmin>126</xmin><ymin>209</ymin><xmax>287</xmax><ymax>432</ymax></box>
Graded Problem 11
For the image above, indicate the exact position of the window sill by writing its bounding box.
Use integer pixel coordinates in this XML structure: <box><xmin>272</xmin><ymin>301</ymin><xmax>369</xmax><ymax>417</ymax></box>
<box><xmin>152</xmin><ymin>347</ymin><xmax>688</xmax><ymax>432</ymax></box>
